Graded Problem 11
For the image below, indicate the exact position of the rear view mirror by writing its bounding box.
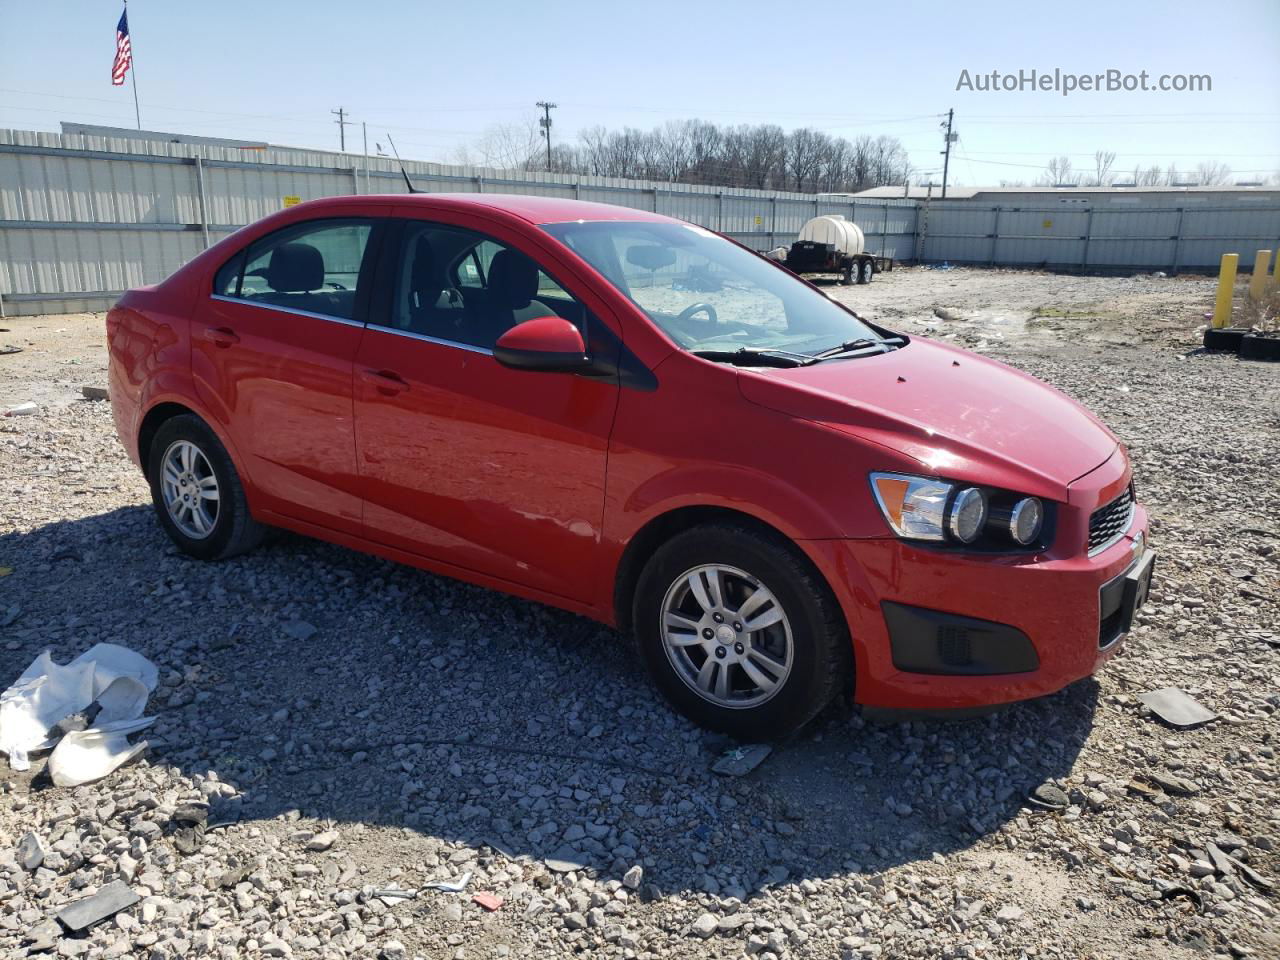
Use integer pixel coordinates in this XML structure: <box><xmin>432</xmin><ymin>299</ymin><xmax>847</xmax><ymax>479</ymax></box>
<box><xmin>493</xmin><ymin>316</ymin><xmax>591</xmax><ymax>373</ymax></box>
<box><xmin>625</xmin><ymin>245</ymin><xmax>677</xmax><ymax>272</ymax></box>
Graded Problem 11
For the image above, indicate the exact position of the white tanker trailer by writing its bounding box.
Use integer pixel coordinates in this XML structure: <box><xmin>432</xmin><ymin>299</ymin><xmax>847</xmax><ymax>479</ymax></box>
<box><xmin>767</xmin><ymin>214</ymin><xmax>893</xmax><ymax>285</ymax></box>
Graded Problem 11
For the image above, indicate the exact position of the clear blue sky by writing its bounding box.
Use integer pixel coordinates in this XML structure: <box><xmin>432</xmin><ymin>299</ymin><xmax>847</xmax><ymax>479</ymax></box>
<box><xmin>2</xmin><ymin>0</ymin><xmax>1277</xmax><ymax>184</ymax></box>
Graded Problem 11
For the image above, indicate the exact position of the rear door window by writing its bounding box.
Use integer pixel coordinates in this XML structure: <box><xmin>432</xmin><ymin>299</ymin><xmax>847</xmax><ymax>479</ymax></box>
<box><xmin>215</xmin><ymin>219</ymin><xmax>375</xmax><ymax>321</ymax></box>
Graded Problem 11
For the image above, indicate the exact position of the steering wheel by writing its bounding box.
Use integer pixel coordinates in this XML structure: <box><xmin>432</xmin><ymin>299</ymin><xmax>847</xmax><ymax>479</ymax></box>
<box><xmin>675</xmin><ymin>302</ymin><xmax>718</xmax><ymax>326</ymax></box>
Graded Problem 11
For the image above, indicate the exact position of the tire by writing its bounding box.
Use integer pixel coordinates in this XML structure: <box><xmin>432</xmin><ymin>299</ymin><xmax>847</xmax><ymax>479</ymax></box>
<box><xmin>1203</xmin><ymin>327</ymin><xmax>1247</xmax><ymax>352</ymax></box>
<box><xmin>856</xmin><ymin>259</ymin><xmax>874</xmax><ymax>285</ymax></box>
<box><xmin>1240</xmin><ymin>333</ymin><xmax>1280</xmax><ymax>362</ymax></box>
<box><xmin>147</xmin><ymin>414</ymin><xmax>266</xmax><ymax>561</ymax></box>
<box><xmin>632</xmin><ymin>522</ymin><xmax>850</xmax><ymax>740</ymax></box>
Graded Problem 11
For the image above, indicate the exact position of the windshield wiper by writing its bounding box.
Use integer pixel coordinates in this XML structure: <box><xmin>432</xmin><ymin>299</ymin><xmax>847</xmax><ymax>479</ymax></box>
<box><xmin>809</xmin><ymin>336</ymin><xmax>905</xmax><ymax>361</ymax></box>
<box><xmin>690</xmin><ymin>347</ymin><xmax>818</xmax><ymax>368</ymax></box>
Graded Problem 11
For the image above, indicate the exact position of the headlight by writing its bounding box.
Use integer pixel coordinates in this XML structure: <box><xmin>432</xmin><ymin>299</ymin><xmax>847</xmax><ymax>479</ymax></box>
<box><xmin>1008</xmin><ymin>497</ymin><xmax>1044</xmax><ymax>545</ymax></box>
<box><xmin>871</xmin><ymin>473</ymin><xmax>1050</xmax><ymax>549</ymax></box>
<box><xmin>870</xmin><ymin>473</ymin><xmax>951</xmax><ymax>541</ymax></box>
<box><xmin>948</xmin><ymin>487</ymin><xmax>987</xmax><ymax>543</ymax></box>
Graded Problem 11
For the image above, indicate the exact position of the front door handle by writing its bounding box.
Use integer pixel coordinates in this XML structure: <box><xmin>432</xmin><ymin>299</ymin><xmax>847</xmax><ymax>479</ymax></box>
<box><xmin>360</xmin><ymin>369</ymin><xmax>410</xmax><ymax>396</ymax></box>
<box><xmin>203</xmin><ymin>326</ymin><xmax>240</xmax><ymax>348</ymax></box>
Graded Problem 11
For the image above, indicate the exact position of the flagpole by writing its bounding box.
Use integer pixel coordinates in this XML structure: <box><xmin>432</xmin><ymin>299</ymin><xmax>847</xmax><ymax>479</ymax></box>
<box><xmin>126</xmin><ymin>0</ymin><xmax>140</xmax><ymax>129</ymax></box>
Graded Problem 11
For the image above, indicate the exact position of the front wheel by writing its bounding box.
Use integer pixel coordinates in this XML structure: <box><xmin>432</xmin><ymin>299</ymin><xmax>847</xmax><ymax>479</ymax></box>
<box><xmin>633</xmin><ymin>523</ymin><xmax>850</xmax><ymax>740</ymax></box>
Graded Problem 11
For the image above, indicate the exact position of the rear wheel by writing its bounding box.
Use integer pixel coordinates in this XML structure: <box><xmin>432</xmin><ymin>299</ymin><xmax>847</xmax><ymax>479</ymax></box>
<box><xmin>147</xmin><ymin>415</ymin><xmax>266</xmax><ymax>561</ymax></box>
<box><xmin>857</xmin><ymin>258</ymin><xmax>874</xmax><ymax>284</ymax></box>
<box><xmin>633</xmin><ymin>523</ymin><xmax>850</xmax><ymax>740</ymax></box>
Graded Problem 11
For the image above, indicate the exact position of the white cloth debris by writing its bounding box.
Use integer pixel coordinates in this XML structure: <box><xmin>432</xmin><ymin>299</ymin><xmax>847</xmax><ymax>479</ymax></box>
<box><xmin>0</xmin><ymin>643</ymin><xmax>157</xmax><ymax>771</ymax></box>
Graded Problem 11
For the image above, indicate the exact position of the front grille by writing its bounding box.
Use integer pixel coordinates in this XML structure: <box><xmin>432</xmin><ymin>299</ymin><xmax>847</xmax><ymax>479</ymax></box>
<box><xmin>1088</xmin><ymin>486</ymin><xmax>1134</xmax><ymax>554</ymax></box>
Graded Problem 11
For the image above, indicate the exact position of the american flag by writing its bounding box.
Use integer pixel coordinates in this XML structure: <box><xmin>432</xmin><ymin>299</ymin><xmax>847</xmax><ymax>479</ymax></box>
<box><xmin>111</xmin><ymin>9</ymin><xmax>132</xmax><ymax>86</ymax></box>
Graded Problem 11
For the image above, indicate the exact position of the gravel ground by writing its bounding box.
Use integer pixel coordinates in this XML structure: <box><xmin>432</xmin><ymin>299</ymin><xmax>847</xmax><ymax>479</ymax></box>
<box><xmin>1</xmin><ymin>267</ymin><xmax>1278</xmax><ymax>960</ymax></box>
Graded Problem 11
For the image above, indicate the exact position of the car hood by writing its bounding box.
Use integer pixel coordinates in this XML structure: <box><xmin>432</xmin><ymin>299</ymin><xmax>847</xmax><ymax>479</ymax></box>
<box><xmin>736</xmin><ymin>337</ymin><xmax>1118</xmax><ymax>501</ymax></box>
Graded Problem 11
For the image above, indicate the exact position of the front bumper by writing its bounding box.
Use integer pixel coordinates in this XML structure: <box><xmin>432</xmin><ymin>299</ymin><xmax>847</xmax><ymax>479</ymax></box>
<box><xmin>800</xmin><ymin>450</ymin><xmax>1151</xmax><ymax>709</ymax></box>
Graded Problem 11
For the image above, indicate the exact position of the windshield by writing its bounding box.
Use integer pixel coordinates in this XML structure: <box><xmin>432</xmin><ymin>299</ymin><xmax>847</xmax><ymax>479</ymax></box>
<box><xmin>541</xmin><ymin>221</ymin><xmax>882</xmax><ymax>358</ymax></box>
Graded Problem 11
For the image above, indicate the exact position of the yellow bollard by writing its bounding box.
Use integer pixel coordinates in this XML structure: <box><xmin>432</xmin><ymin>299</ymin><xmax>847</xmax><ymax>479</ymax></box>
<box><xmin>1249</xmin><ymin>249</ymin><xmax>1272</xmax><ymax>301</ymax></box>
<box><xmin>1212</xmin><ymin>253</ymin><xmax>1238</xmax><ymax>329</ymax></box>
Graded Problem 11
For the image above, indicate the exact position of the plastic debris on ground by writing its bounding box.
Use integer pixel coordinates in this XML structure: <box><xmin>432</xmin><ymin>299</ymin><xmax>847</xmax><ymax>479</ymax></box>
<box><xmin>421</xmin><ymin>871</ymin><xmax>471</xmax><ymax>893</ymax></box>
<box><xmin>1137</xmin><ymin>687</ymin><xmax>1217</xmax><ymax>727</ymax></box>
<box><xmin>711</xmin><ymin>743</ymin><xmax>772</xmax><ymax>777</ymax></box>
<box><xmin>363</xmin><ymin>886</ymin><xmax>418</xmax><ymax>906</ymax></box>
<box><xmin>4</xmin><ymin>401</ymin><xmax>39</xmax><ymax>416</ymax></box>
<box><xmin>56</xmin><ymin>880</ymin><xmax>141</xmax><ymax>932</ymax></box>
<box><xmin>472</xmin><ymin>892</ymin><xmax>504</xmax><ymax>911</ymax></box>
<box><xmin>49</xmin><ymin>716</ymin><xmax>156</xmax><ymax>786</ymax></box>
<box><xmin>545</xmin><ymin>848</ymin><xmax>587</xmax><ymax>873</ymax></box>
<box><xmin>0</xmin><ymin>642</ymin><xmax>158</xmax><ymax>774</ymax></box>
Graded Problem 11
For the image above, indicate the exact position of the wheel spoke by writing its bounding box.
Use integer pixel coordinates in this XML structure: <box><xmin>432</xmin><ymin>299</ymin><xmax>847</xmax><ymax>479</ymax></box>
<box><xmin>695</xmin><ymin>657</ymin><xmax>717</xmax><ymax>694</ymax></box>
<box><xmin>664</xmin><ymin>611</ymin><xmax>701</xmax><ymax>632</ymax></box>
<box><xmin>686</xmin><ymin>572</ymin><xmax>714</xmax><ymax>613</ymax></box>
<box><xmin>179</xmin><ymin>443</ymin><xmax>193</xmax><ymax>473</ymax></box>
<box><xmin>163</xmin><ymin>463</ymin><xmax>181</xmax><ymax>486</ymax></box>
<box><xmin>743</xmin><ymin>605</ymin><xmax>784</xmax><ymax>633</ymax></box>
<box><xmin>748</xmin><ymin>646</ymin><xmax>787</xmax><ymax>672</ymax></box>
<box><xmin>705</xmin><ymin>568</ymin><xmax>724</xmax><ymax>609</ymax></box>
<box><xmin>735</xmin><ymin>584</ymin><xmax>772</xmax><ymax>621</ymax></box>
<box><xmin>189</xmin><ymin>503</ymin><xmax>207</xmax><ymax>534</ymax></box>
<box><xmin>714</xmin><ymin>661</ymin><xmax>730</xmax><ymax>700</ymax></box>
<box><xmin>740</xmin><ymin>656</ymin><xmax>777</xmax><ymax>694</ymax></box>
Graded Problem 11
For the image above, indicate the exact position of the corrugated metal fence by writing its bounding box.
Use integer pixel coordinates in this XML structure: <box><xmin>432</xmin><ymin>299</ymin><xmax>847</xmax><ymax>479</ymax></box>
<box><xmin>919</xmin><ymin>200</ymin><xmax>1280</xmax><ymax>272</ymax></box>
<box><xmin>1</xmin><ymin>128</ymin><xmax>1276</xmax><ymax>316</ymax></box>
<box><xmin>0</xmin><ymin>129</ymin><xmax>916</xmax><ymax>316</ymax></box>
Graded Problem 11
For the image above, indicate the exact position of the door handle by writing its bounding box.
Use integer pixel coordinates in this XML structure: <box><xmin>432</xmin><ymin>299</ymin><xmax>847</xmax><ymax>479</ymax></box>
<box><xmin>360</xmin><ymin>369</ymin><xmax>410</xmax><ymax>396</ymax></box>
<box><xmin>203</xmin><ymin>326</ymin><xmax>240</xmax><ymax>348</ymax></box>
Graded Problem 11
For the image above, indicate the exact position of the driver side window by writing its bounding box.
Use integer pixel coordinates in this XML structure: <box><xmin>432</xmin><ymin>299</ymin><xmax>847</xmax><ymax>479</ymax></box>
<box><xmin>387</xmin><ymin>222</ymin><xmax>588</xmax><ymax>351</ymax></box>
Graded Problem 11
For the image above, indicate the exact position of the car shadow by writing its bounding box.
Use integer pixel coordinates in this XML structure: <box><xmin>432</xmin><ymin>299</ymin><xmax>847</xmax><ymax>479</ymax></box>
<box><xmin>0</xmin><ymin>506</ymin><xmax>1096</xmax><ymax>899</ymax></box>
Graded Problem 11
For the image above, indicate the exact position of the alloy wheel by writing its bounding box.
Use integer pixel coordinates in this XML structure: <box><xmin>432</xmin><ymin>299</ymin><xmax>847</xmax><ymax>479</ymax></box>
<box><xmin>160</xmin><ymin>440</ymin><xmax>220</xmax><ymax>540</ymax></box>
<box><xmin>660</xmin><ymin>563</ymin><xmax>794</xmax><ymax>709</ymax></box>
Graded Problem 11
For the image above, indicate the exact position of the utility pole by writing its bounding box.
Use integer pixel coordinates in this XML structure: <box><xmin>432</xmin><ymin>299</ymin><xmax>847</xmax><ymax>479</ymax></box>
<box><xmin>536</xmin><ymin>101</ymin><xmax>557</xmax><ymax>171</ymax></box>
<box><xmin>332</xmin><ymin>107</ymin><xmax>352</xmax><ymax>152</ymax></box>
<box><xmin>940</xmin><ymin>108</ymin><xmax>956</xmax><ymax>199</ymax></box>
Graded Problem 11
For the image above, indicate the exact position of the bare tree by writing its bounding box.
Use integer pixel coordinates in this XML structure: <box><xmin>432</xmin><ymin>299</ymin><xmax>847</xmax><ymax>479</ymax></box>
<box><xmin>1038</xmin><ymin>156</ymin><xmax>1078</xmax><ymax>186</ymax></box>
<box><xmin>1091</xmin><ymin>150</ymin><xmax>1117</xmax><ymax>186</ymax></box>
<box><xmin>1195</xmin><ymin>161</ymin><xmax>1232</xmax><ymax>186</ymax></box>
<box><xmin>470</xmin><ymin>121</ymin><xmax>542</xmax><ymax>171</ymax></box>
<box><xmin>457</xmin><ymin>117</ymin><xmax>909</xmax><ymax>192</ymax></box>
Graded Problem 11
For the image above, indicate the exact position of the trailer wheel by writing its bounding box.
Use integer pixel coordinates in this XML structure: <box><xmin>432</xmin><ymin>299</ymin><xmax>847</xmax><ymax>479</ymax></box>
<box><xmin>841</xmin><ymin>262</ymin><xmax>854</xmax><ymax>285</ymax></box>
<box><xmin>856</xmin><ymin>259</ymin><xmax>874</xmax><ymax>285</ymax></box>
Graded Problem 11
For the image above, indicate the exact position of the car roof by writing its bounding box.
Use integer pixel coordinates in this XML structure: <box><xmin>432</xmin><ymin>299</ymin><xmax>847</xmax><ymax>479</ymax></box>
<box><xmin>361</xmin><ymin>193</ymin><xmax>676</xmax><ymax>226</ymax></box>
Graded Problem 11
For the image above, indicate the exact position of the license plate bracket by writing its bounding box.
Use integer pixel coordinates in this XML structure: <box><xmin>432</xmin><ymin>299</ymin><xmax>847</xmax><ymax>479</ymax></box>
<box><xmin>1118</xmin><ymin>549</ymin><xmax>1155</xmax><ymax>635</ymax></box>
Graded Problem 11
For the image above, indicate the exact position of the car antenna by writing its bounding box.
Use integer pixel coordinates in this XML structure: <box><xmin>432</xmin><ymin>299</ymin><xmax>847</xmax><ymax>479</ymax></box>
<box><xmin>386</xmin><ymin>134</ymin><xmax>418</xmax><ymax>194</ymax></box>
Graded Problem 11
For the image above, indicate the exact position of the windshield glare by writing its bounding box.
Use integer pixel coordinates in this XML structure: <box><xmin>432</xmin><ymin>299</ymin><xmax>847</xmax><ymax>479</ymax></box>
<box><xmin>541</xmin><ymin>221</ymin><xmax>879</xmax><ymax>356</ymax></box>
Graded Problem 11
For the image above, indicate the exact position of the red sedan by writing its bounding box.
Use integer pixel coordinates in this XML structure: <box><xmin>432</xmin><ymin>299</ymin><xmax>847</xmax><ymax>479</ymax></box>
<box><xmin>107</xmin><ymin>194</ymin><xmax>1152</xmax><ymax>738</ymax></box>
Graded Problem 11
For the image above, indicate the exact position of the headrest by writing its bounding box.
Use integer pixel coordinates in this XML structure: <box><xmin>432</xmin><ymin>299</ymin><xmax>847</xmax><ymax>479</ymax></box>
<box><xmin>267</xmin><ymin>242</ymin><xmax>323</xmax><ymax>293</ymax></box>
<box><xmin>488</xmin><ymin>249</ymin><xmax>539</xmax><ymax>309</ymax></box>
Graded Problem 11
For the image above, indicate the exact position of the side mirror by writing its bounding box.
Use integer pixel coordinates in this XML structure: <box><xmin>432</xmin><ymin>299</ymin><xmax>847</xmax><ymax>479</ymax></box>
<box><xmin>493</xmin><ymin>316</ymin><xmax>591</xmax><ymax>373</ymax></box>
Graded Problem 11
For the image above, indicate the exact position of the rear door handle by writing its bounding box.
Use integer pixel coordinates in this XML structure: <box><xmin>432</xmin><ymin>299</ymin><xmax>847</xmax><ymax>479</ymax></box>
<box><xmin>203</xmin><ymin>327</ymin><xmax>240</xmax><ymax>348</ymax></box>
<box><xmin>360</xmin><ymin>369</ymin><xmax>410</xmax><ymax>396</ymax></box>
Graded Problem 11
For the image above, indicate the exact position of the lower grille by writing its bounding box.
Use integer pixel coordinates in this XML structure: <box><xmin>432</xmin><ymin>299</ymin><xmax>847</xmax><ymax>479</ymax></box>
<box><xmin>1089</xmin><ymin>486</ymin><xmax>1134</xmax><ymax>554</ymax></box>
